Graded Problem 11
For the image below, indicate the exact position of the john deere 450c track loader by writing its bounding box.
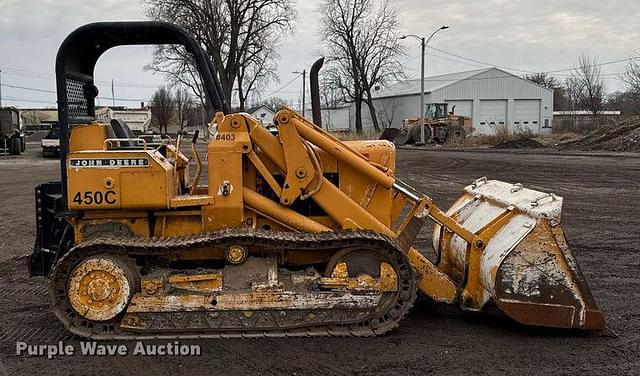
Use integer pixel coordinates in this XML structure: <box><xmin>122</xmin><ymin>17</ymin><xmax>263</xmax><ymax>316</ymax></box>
<box><xmin>30</xmin><ymin>22</ymin><xmax>604</xmax><ymax>339</ymax></box>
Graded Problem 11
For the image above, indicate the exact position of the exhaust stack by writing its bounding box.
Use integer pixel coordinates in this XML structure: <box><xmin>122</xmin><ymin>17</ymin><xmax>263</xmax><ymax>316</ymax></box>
<box><xmin>309</xmin><ymin>57</ymin><xmax>324</xmax><ymax>128</ymax></box>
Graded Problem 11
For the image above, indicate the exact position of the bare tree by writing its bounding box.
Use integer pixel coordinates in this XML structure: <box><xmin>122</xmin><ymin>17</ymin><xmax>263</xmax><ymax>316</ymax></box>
<box><xmin>376</xmin><ymin>98</ymin><xmax>400</xmax><ymax>128</ymax></box>
<box><xmin>237</xmin><ymin>34</ymin><xmax>280</xmax><ymax>110</ymax></box>
<box><xmin>358</xmin><ymin>1</ymin><xmax>405</xmax><ymax>132</ymax></box>
<box><xmin>319</xmin><ymin>0</ymin><xmax>405</xmax><ymax>133</ymax></box>
<box><xmin>571</xmin><ymin>55</ymin><xmax>605</xmax><ymax>118</ymax></box>
<box><xmin>524</xmin><ymin>72</ymin><xmax>560</xmax><ymax>89</ymax></box>
<box><xmin>20</xmin><ymin>110</ymin><xmax>42</xmax><ymax>129</ymax></box>
<box><xmin>565</xmin><ymin>76</ymin><xmax>581</xmax><ymax>110</ymax></box>
<box><xmin>621</xmin><ymin>55</ymin><xmax>640</xmax><ymax>110</ymax></box>
<box><xmin>524</xmin><ymin>72</ymin><xmax>568</xmax><ymax>110</ymax></box>
<box><xmin>564</xmin><ymin>76</ymin><xmax>582</xmax><ymax>129</ymax></box>
<box><xmin>174</xmin><ymin>87</ymin><xmax>195</xmax><ymax>132</ymax></box>
<box><xmin>144</xmin><ymin>0</ymin><xmax>295</xmax><ymax>111</ymax></box>
<box><xmin>150</xmin><ymin>86</ymin><xmax>175</xmax><ymax>135</ymax></box>
<box><xmin>605</xmin><ymin>90</ymin><xmax>638</xmax><ymax>114</ymax></box>
<box><xmin>146</xmin><ymin>45</ymin><xmax>206</xmax><ymax>116</ymax></box>
<box><xmin>253</xmin><ymin>96</ymin><xmax>290</xmax><ymax>112</ymax></box>
<box><xmin>318</xmin><ymin>75</ymin><xmax>344</xmax><ymax>109</ymax></box>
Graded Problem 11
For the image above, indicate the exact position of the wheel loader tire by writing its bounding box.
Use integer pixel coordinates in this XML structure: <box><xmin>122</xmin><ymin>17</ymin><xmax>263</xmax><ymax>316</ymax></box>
<box><xmin>409</xmin><ymin>124</ymin><xmax>432</xmax><ymax>144</ymax></box>
<box><xmin>446</xmin><ymin>126</ymin><xmax>466</xmax><ymax>144</ymax></box>
<box><xmin>433</xmin><ymin>126</ymin><xmax>448</xmax><ymax>144</ymax></box>
<box><xmin>8</xmin><ymin>138</ymin><xmax>21</xmax><ymax>155</ymax></box>
<box><xmin>14</xmin><ymin>138</ymin><xmax>22</xmax><ymax>155</ymax></box>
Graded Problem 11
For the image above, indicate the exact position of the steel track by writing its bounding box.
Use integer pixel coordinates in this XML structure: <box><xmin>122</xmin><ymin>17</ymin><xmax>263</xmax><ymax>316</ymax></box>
<box><xmin>49</xmin><ymin>229</ymin><xmax>417</xmax><ymax>339</ymax></box>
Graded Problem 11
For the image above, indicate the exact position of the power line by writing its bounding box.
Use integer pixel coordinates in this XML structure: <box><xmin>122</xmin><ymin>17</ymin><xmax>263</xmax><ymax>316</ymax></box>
<box><xmin>1</xmin><ymin>83</ymin><xmax>55</xmax><ymax>94</ymax></box>
<box><xmin>260</xmin><ymin>76</ymin><xmax>299</xmax><ymax>99</ymax></box>
<box><xmin>428</xmin><ymin>46</ymin><xmax>634</xmax><ymax>77</ymax></box>
<box><xmin>2</xmin><ymin>50</ymin><xmax>633</xmax><ymax>106</ymax></box>
<box><xmin>426</xmin><ymin>51</ymin><xmax>487</xmax><ymax>69</ymax></box>
<box><xmin>2</xmin><ymin>96</ymin><xmax>56</xmax><ymax>105</ymax></box>
<box><xmin>0</xmin><ymin>66</ymin><xmax>51</xmax><ymax>80</ymax></box>
<box><xmin>543</xmin><ymin>57</ymin><xmax>637</xmax><ymax>74</ymax></box>
<box><xmin>427</xmin><ymin>46</ymin><xmax>537</xmax><ymax>74</ymax></box>
<box><xmin>402</xmin><ymin>45</ymin><xmax>629</xmax><ymax>79</ymax></box>
<box><xmin>0</xmin><ymin>82</ymin><xmax>147</xmax><ymax>102</ymax></box>
<box><xmin>0</xmin><ymin>65</ymin><xmax>162</xmax><ymax>88</ymax></box>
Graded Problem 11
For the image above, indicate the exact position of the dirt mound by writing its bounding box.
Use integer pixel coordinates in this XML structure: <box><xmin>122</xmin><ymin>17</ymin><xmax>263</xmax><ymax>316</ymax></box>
<box><xmin>562</xmin><ymin>116</ymin><xmax>640</xmax><ymax>152</ymax></box>
<box><xmin>493</xmin><ymin>138</ymin><xmax>545</xmax><ymax>149</ymax></box>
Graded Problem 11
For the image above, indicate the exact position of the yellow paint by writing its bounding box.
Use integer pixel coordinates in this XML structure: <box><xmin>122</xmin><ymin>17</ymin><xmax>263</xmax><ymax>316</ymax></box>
<box><xmin>64</xmin><ymin>108</ymin><xmax>485</xmax><ymax>307</ymax></box>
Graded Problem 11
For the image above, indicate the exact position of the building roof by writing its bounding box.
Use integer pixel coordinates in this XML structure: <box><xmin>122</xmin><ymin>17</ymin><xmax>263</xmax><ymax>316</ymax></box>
<box><xmin>372</xmin><ymin>68</ymin><xmax>492</xmax><ymax>99</ymax></box>
<box><xmin>372</xmin><ymin>67</ymin><xmax>553</xmax><ymax>99</ymax></box>
<box><xmin>247</xmin><ymin>105</ymin><xmax>277</xmax><ymax>115</ymax></box>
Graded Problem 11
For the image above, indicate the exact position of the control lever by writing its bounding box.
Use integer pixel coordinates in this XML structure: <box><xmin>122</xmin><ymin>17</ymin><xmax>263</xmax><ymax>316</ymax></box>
<box><xmin>190</xmin><ymin>130</ymin><xmax>202</xmax><ymax>194</ymax></box>
<box><xmin>173</xmin><ymin>131</ymin><xmax>185</xmax><ymax>193</ymax></box>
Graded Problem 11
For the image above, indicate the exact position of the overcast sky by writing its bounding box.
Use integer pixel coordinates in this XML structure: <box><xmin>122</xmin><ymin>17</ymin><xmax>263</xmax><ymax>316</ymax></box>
<box><xmin>0</xmin><ymin>0</ymin><xmax>638</xmax><ymax>109</ymax></box>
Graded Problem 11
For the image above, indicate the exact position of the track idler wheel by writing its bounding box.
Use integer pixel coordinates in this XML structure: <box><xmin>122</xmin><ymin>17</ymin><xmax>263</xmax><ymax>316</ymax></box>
<box><xmin>66</xmin><ymin>254</ymin><xmax>138</xmax><ymax>322</ymax></box>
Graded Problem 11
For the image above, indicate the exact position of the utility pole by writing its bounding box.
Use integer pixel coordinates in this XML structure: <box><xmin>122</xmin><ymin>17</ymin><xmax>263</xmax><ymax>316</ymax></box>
<box><xmin>400</xmin><ymin>25</ymin><xmax>450</xmax><ymax>145</ymax></box>
<box><xmin>302</xmin><ymin>69</ymin><xmax>306</xmax><ymax>117</ymax></box>
<box><xmin>111</xmin><ymin>79</ymin><xmax>115</xmax><ymax>107</ymax></box>
<box><xmin>0</xmin><ymin>69</ymin><xmax>3</xmax><ymax>156</ymax></box>
<box><xmin>419</xmin><ymin>37</ymin><xmax>425</xmax><ymax>146</ymax></box>
<box><xmin>293</xmin><ymin>70</ymin><xmax>306</xmax><ymax>116</ymax></box>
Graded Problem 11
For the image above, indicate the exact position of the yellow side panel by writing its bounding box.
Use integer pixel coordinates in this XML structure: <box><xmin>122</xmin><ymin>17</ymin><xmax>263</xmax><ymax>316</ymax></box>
<box><xmin>203</xmin><ymin>150</ymin><xmax>244</xmax><ymax>230</ymax></box>
<box><xmin>69</xmin><ymin>123</ymin><xmax>110</xmax><ymax>152</ymax></box>
<box><xmin>67</xmin><ymin>150</ymin><xmax>174</xmax><ymax>211</ymax></box>
<box><xmin>202</xmin><ymin>114</ymin><xmax>251</xmax><ymax>231</ymax></box>
<box><xmin>120</xmin><ymin>171</ymin><xmax>170</xmax><ymax>209</ymax></box>
<box><xmin>338</xmin><ymin>141</ymin><xmax>396</xmax><ymax>226</ymax></box>
<box><xmin>156</xmin><ymin>215</ymin><xmax>203</xmax><ymax>237</ymax></box>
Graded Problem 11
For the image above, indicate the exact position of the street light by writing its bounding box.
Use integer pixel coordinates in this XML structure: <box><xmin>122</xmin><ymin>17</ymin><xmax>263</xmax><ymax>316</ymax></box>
<box><xmin>292</xmin><ymin>70</ymin><xmax>306</xmax><ymax>116</ymax></box>
<box><xmin>400</xmin><ymin>25</ymin><xmax>449</xmax><ymax>145</ymax></box>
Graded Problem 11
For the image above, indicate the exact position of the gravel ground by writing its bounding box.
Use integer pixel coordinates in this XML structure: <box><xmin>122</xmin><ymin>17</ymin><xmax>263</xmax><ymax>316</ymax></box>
<box><xmin>0</xmin><ymin>144</ymin><xmax>638</xmax><ymax>375</ymax></box>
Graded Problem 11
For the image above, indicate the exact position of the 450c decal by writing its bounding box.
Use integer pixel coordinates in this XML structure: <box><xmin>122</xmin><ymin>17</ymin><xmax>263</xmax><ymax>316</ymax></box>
<box><xmin>72</xmin><ymin>191</ymin><xmax>117</xmax><ymax>205</ymax></box>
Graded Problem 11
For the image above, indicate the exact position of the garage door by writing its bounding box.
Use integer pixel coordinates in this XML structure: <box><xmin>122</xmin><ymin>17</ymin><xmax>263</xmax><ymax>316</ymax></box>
<box><xmin>445</xmin><ymin>100</ymin><xmax>472</xmax><ymax>117</ymax></box>
<box><xmin>478</xmin><ymin>100</ymin><xmax>507</xmax><ymax>134</ymax></box>
<box><xmin>513</xmin><ymin>99</ymin><xmax>541</xmax><ymax>133</ymax></box>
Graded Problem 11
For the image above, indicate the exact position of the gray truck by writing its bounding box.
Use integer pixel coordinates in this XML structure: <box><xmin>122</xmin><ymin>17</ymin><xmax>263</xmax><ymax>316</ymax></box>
<box><xmin>0</xmin><ymin>107</ymin><xmax>25</xmax><ymax>155</ymax></box>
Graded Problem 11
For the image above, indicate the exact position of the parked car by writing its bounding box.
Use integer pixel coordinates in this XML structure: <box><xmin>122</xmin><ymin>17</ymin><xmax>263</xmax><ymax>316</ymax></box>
<box><xmin>41</xmin><ymin>127</ymin><xmax>60</xmax><ymax>157</ymax></box>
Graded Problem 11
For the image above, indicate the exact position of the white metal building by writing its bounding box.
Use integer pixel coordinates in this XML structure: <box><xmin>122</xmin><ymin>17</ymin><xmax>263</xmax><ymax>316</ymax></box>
<box><xmin>339</xmin><ymin>67</ymin><xmax>554</xmax><ymax>135</ymax></box>
<box><xmin>248</xmin><ymin>105</ymin><xmax>277</xmax><ymax>127</ymax></box>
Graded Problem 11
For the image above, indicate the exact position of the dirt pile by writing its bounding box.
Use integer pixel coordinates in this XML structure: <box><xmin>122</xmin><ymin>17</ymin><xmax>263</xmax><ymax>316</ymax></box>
<box><xmin>493</xmin><ymin>138</ymin><xmax>545</xmax><ymax>149</ymax></box>
<box><xmin>562</xmin><ymin>116</ymin><xmax>640</xmax><ymax>152</ymax></box>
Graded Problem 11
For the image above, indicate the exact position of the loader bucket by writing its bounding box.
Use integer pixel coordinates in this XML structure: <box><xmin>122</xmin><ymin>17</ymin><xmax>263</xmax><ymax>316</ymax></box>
<box><xmin>433</xmin><ymin>179</ymin><xmax>605</xmax><ymax>330</ymax></box>
<box><xmin>379</xmin><ymin>127</ymin><xmax>400</xmax><ymax>142</ymax></box>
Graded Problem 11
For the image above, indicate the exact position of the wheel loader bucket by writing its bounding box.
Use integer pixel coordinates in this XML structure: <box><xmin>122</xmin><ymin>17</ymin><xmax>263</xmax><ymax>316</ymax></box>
<box><xmin>433</xmin><ymin>179</ymin><xmax>605</xmax><ymax>330</ymax></box>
